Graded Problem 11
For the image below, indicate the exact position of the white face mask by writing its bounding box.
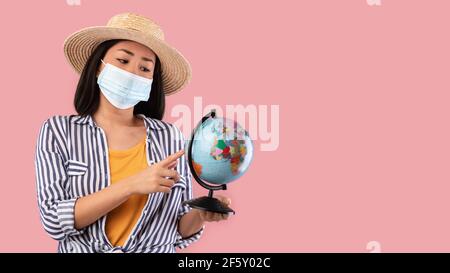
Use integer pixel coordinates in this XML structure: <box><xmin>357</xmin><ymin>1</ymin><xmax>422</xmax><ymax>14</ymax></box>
<box><xmin>97</xmin><ymin>59</ymin><xmax>153</xmax><ymax>109</ymax></box>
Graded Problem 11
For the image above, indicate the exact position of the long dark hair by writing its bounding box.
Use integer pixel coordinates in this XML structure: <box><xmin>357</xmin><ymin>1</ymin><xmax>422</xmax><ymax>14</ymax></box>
<box><xmin>74</xmin><ymin>39</ymin><xmax>165</xmax><ymax>120</ymax></box>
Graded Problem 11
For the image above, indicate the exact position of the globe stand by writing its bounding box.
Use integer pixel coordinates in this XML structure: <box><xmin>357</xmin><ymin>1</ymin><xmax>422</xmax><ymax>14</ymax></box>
<box><xmin>182</xmin><ymin>188</ymin><xmax>235</xmax><ymax>215</ymax></box>
<box><xmin>182</xmin><ymin>109</ymin><xmax>236</xmax><ymax>215</ymax></box>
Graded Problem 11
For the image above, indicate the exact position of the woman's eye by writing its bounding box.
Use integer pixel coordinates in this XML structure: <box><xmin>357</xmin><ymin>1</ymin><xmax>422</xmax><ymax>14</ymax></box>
<box><xmin>116</xmin><ymin>58</ymin><xmax>128</xmax><ymax>64</ymax></box>
<box><xmin>140</xmin><ymin>66</ymin><xmax>151</xmax><ymax>72</ymax></box>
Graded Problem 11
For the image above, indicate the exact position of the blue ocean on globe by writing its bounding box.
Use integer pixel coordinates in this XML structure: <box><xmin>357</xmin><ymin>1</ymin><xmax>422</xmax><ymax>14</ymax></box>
<box><xmin>187</xmin><ymin>117</ymin><xmax>253</xmax><ymax>184</ymax></box>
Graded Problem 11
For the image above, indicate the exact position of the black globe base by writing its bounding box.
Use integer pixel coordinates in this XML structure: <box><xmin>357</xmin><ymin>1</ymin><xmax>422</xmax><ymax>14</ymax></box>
<box><xmin>183</xmin><ymin>196</ymin><xmax>235</xmax><ymax>215</ymax></box>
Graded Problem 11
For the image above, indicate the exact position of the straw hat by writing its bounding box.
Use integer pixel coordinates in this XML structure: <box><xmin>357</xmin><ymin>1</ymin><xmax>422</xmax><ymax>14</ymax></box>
<box><xmin>63</xmin><ymin>12</ymin><xmax>192</xmax><ymax>96</ymax></box>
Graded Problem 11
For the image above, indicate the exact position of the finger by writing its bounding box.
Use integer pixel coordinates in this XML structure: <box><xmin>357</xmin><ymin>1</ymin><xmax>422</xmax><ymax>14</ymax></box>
<box><xmin>159</xmin><ymin>169</ymin><xmax>180</xmax><ymax>180</ymax></box>
<box><xmin>213</xmin><ymin>213</ymin><xmax>223</xmax><ymax>222</ymax></box>
<box><xmin>167</xmin><ymin>160</ymin><xmax>178</xmax><ymax>169</ymax></box>
<box><xmin>221</xmin><ymin>213</ymin><xmax>229</xmax><ymax>220</ymax></box>
<box><xmin>206</xmin><ymin>212</ymin><xmax>221</xmax><ymax>222</ymax></box>
<box><xmin>159</xmin><ymin>150</ymin><xmax>185</xmax><ymax>168</ymax></box>
<box><xmin>157</xmin><ymin>185</ymin><xmax>172</xmax><ymax>193</ymax></box>
<box><xmin>223</xmin><ymin>198</ymin><xmax>231</xmax><ymax>207</ymax></box>
<box><xmin>159</xmin><ymin>178</ymin><xmax>175</xmax><ymax>188</ymax></box>
<box><xmin>198</xmin><ymin>210</ymin><xmax>206</xmax><ymax>221</ymax></box>
<box><xmin>216</xmin><ymin>195</ymin><xmax>231</xmax><ymax>206</ymax></box>
<box><xmin>205</xmin><ymin>211</ymin><xmax>214</xmax><ymax>221</ymax></box>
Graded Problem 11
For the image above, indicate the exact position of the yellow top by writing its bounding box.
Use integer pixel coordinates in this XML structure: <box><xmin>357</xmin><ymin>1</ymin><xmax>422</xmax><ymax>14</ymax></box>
<box><xmin>105</xmin><ymin>135</ymin><xmax>149</xmax><ymax>247</ymax></box>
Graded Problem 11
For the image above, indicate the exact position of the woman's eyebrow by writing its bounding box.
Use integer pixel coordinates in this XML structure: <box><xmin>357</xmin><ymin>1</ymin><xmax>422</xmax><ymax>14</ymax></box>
<box><xmin>117</xmin><ymin>49</ymin><xmax>154</xmax><ymax>63</ymax></box>
<box><xmin>141</xmin><ymin>57</ymin><xmax>154</xmax><ymax>63</ymax></box>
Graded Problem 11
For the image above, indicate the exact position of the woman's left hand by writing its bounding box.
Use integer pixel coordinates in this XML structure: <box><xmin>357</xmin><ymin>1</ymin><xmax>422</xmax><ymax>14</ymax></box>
<box><xmin>196</xmin><ymin>195</ymin><xmax>232</xmax><ymax>222</ymax></box>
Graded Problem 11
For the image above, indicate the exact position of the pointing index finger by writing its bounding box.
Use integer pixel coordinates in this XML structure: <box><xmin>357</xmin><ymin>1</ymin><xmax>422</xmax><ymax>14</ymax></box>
<box><xmin>159</xmin><ymin>150</ymin><xmax>185</xmax><ymax>168</ymax></box>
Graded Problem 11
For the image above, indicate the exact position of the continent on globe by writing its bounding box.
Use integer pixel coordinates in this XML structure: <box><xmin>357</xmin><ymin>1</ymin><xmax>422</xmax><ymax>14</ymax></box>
<box><xmin>189</xmin><ymin>117</ymin><xmax>253</xmax><ymax>184</ymax></box>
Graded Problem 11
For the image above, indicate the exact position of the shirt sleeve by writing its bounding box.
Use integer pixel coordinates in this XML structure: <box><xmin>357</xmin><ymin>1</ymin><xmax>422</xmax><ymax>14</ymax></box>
<box><xmin>172</xmin><ymin>125</ymin><xmax>205</xmax><ymax>249</ymax></box>
<box><xmin>34</xmin><ymin>119</ymin><xmax>85</xmax><ymax>241</ymax></box>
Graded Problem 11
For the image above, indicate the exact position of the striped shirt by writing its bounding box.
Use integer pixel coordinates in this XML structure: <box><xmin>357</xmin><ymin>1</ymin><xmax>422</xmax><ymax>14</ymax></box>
<box><xmin>34</xmin><ymin>114</ymin><xmax>204</xmax><ymax>253</ymax></box>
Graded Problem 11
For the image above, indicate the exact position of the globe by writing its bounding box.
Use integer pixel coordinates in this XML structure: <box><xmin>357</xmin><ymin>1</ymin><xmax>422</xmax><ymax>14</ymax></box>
<box><xmin>187</xmin><ymin>115</ymin><xmax>254</xmax><ymax>185</ymax></box>
<box><xmin>182</xmin><ymin>110</ymin><xmax>253</xmax><ymax>214</ymax></box>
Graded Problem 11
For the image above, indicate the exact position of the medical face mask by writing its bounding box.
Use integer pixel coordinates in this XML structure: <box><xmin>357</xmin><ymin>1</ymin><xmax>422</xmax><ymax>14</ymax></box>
<box><xmin>97</xmin><ymin>59</ymin><xmax>153</xmax><ymax>109</ymax></box>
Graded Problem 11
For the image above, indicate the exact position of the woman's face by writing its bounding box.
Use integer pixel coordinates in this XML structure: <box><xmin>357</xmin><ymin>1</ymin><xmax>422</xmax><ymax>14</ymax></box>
<box><xmin>97</xmin><ymin>40</ymin><xmax>157</xmax><ymax>79</ymax></box>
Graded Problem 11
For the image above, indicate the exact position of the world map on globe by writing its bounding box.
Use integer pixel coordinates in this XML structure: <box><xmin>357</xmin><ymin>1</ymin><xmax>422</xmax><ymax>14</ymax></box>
<box><xmin>189</xmin><ymin>117</ymin><xmax>253</xmax><ymax>184</ymax></box>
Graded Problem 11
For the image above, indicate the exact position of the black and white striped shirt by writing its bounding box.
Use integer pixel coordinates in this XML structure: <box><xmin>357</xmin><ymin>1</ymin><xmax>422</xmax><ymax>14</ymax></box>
<box><xmin>34</xmin><ymin>114</ymin><xmax>204</xmax><ymax>253</ymax></box>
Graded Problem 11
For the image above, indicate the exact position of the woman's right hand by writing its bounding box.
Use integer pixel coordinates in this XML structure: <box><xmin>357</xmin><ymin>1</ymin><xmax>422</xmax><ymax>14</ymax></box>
<box><xmin>129</xmin><ymin>150</ymin><xmax>185</xmax><ymax>195</ymax></box>
<box><xmin>73</xmin><ymin>150</ymin><xmax>186</xmax><ymax>230</ymax></box>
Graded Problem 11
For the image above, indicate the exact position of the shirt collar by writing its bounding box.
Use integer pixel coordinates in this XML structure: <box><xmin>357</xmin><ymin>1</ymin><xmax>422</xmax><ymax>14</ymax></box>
<box><xmin>71</xmin><ymin>114</ymin><xmax>164</xmax><ymax>132</ymax></box>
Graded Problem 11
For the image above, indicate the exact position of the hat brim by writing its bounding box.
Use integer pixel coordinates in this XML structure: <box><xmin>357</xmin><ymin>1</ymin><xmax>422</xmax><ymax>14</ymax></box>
<box><xmin>64</xmin><ymin>26</ymin><xmax>192</xmax><ymax>96</ymax></box>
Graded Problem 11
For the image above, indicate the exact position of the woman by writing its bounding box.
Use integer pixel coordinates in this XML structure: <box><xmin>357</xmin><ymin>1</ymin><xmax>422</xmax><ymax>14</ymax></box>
<box><xmin>34</xmin><ymin>13</ymin><xmax>231</xmax><ymax>253</ymax></box>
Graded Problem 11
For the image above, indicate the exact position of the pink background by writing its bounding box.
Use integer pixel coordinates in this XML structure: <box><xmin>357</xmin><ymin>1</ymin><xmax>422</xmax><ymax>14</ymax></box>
<box><xmin>1</xmin><ymin>0</ymin><xmax>450</xmax><ymax>252</ymax></box>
